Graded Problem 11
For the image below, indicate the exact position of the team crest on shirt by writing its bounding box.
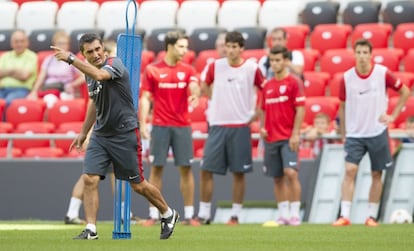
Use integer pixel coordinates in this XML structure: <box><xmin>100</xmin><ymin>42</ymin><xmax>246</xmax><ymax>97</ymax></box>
<box><xmin>177</xmin><ymin>72</ymin><xmax>185</xmax><ymax>80</ymax></box>
<box><xmin>279</xmin><ymin>85</ymin><xmax>287</xmax><ymax>94</ymax></box>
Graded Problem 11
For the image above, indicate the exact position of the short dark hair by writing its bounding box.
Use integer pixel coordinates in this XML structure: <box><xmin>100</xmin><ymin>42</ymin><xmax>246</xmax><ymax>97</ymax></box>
<box><xmin>269</xmin><ymin>45</ymin><xmax>290</xmax><ymax>59</ymax></box>
<box><xmin>353</xmin><ymin>39</ymin><xmax>372</xmax><ymax>52</ymax></box>
<box><xmin>164</xmin><ymin>30</ymin><xmax>188</xmax><ymax>51</ymax></box>
<box><xmin>79</xmin><ymin>33</ymin><xmax>103</xmax><ymax>52</ymax></box>
<box><xmin>225</xmin><ymin>31</ymin><xmax>244</xmax><ymax>48</ymax></box>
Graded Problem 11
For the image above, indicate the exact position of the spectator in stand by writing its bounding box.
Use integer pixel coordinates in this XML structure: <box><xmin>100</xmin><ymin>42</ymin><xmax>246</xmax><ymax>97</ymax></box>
<box><xmin>139</xmin><ymin>31</ymin><xmax>201</xmax><ymax>226</ymax></box>
<box><xmin>302</xmin><ymin>112</ymin><xmax>337</xmax><ymax>156</ymax></box>
<box><xmin>400</xmin><ymin>116</ymin><xmax>414</xmax><ymax>143</ymax></box>
<box><xmin>195</xmin><ymin>31</ymin><xmax>264</xmax><ymax>225</ymax></box>
<box><xmin>259</xmin><ymin>45</ymin><xmax>305</xmax><ymax>226</ymax></box>
<box><xmin>258</xmin><ymin>27</ymin><xmax>304</xmax><ymax>80</ymax></box>
<box><xmin>333</xmin><ymin>39</ymin><xmax>410</xmax><ymax>227</ymax></box>
<box><xmin>0</xmin><ymin>29</ymin><xmax>37</xmax><ymax>107</ymax></box>
<box><xmin>27</xmin><ymin>30</ymin><xmax>84</xmax><ymax>103</ymax></box>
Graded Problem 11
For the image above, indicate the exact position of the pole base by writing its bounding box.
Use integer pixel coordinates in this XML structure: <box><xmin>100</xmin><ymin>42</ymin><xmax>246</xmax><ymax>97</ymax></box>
<box><xmin>112</xmin><ymin>231</ymin><xmax>132</xmax><ymax>239</ymax></box>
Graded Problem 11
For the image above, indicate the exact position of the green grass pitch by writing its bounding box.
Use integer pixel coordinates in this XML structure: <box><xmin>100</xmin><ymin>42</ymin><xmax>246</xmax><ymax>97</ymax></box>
<box><xmin>1</xmin><ymin>221</ymin><xmax>413</xmax><ymax>251</ymax></box>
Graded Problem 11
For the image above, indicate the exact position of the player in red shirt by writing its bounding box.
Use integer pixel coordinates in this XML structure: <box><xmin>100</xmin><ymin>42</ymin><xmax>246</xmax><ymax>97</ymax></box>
<box><xmin>260</xmin><ymin>45</ymin><xmax>305</xmax><ymax>226</ymax></box>
<box><xmin>140</xmin><ymin>31</ymin><xmax>201</xmax><ymax>226</ymax></box>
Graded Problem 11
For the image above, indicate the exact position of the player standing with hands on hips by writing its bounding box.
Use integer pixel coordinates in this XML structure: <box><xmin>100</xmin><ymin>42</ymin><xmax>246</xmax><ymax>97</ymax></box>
<box><xmin>51</xmin><ymin>33</ymin><xmax>179</xmax><ymax>240</ymax></box>
<box><xmin>332</xmin><ymin>39</ymin><xmax>410</xmax><ymax>227</ymax></box>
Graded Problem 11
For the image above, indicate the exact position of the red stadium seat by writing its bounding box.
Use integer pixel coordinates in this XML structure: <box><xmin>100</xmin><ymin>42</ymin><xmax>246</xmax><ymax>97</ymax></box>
<box><xmin>5</xmin><ymin>99</ymin><xmax>46</xmax><ymax>128</ymax></box>
<box><xmin>0</xmin><ymin>147</ymin><xmax>22</xmax><ymax>158</ymax></box>
<box><xmin>156</xmin><ymin>50</ymin><xmax>196</xmax><ymax>65</ymax></box>
<box><xmin>310</xmin><ymin>24</ymin><xmax>352</xmax><ymax>55</ymax></box>
<box><xmin>299</xmin><ymin>147</ymin><xmax>315</xmax><ymax>160</ymax></box>
<box><xmin>320</xmin><ymin>49</ymin><xmax>355</xmax><ymax>76</ymax></box>
<box><xmin>194</xmin><ymin>49</ymin><xmax>221</xmax><ymax>74</ymax></box>
<box><xmin>297</xmin><ymin>49</ymin><xmax>320</xmax><ymax>71</ymax></box>
<box><xmin>46</xmin><ymin>99</ymin><xmax>86</xmax><ymax>128</ymax></box>
<box><xmin>393</xmin><ymin>23</ymin><xmax>414</xmax><ymax>54</ymax></box>
<box><xmin>55</xmin><ymin>121</ymin><xmax>83</xmax><ymax>154</ymax></box>
<box><xmin>304</xmin><ymin>96</ymin><xmax>340</xmax><ymax>126</ymax></box>
<box><xmin>37</xmin><ymin>50</ymin><xmax>54</xmax><ymax>71</ymax></box>
<box><xmin>0</xmin><ymin>122</ymin><xmax>13</xmax><ymax>147</ymax></box>
<box><xmin>387</xmin><ymin>72</ymin><xmax>414</xmax><ymax>98</ymax></box>
<box><xmin>0</xmin><ymin>98</ymin><xmax>5</xmax><ymax>117</ymax></box>
<box><xmin>388</xmin><ymin>96</ymin><xmax>414</xmax><ymax>128</ymax></box>
<box><xmin>351</xmin><ymin>23</ymin><xmax>392</xmax><ymax>48</ymax></box>
<box><xmin>242</xmin><ymin>49</ymin><xmax>267</xmax><ymax>63</ymax></box>
<box><xmin>189</xmin><ymin>96</ymin><xmax>208</xmax><ymax>122</ymax></box>
<box><xmin>279</xmin><ymin>25</ymin><xmax>310</xmax><ymax>50</ymax></box>
<box><xmin>303</xmin><ymin>71</ymin><xmax>330</xmax><ymax>97</ymax></box>
<box><xmin>403</xmin><ymin>48</ymin><xmax>414</xmax><ymax>73</ymax></box>
<box><xmin>13</xmin><ymin>122</ymin><xmax>55</xmax><ymax>152</ymax></box>
<box><xmin>372</xmin><ymin>48</ymin><xmax>403</xmax><ymax>71</ymax></box>
<box><xmin>23</xmin><ymin>147</ymin><xmax>64</xmax><ymax>158</ymax></box>
<box><xmin>141</xmin><ymin>50</ymin><xmax>156</xmax><ymax>72</ymax></box>
<box><xmin>328</xmin><ymin>72</ymin><xmax>344</xmax><ymax>97</ymax></box>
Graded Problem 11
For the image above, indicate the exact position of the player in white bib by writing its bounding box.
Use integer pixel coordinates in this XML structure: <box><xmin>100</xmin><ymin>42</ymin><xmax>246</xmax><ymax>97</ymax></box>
<box><xmin>333</xmin><ymin>39</ymin><xmax>410</xmax><ymax>227</ymax></box>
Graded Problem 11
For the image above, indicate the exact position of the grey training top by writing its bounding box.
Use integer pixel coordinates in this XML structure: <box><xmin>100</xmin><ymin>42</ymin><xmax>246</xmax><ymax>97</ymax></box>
<box><xmin>86</xmin><ymin>57</ymin><xmax>138</xmax><ymax>136</ymax></box>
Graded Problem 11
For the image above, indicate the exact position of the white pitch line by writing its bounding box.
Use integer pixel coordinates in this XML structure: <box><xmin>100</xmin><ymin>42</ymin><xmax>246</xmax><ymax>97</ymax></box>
<box><xmin>0</xmin><ymin>224</ymin><xmax>80</xmax><ymax>230</ymax></box>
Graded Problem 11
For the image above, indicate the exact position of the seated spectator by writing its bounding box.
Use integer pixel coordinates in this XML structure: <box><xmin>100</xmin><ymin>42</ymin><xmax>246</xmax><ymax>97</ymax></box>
<box><xmin>27</xmin><ymin>31</ymin><xmax>84</xmax><ymax>103</ymax></box>
<box><xmin>401</xmin><ymin>116</ymin><xmax>414</xmax><ymax>143</ymax></box>
<box><xmin>258</xmin><ymin>27</ymin><xmax>304</xmax><ymax>80</ymax></box>
<box><xmin>302</xmin><ymin>112</ymin><xmax>337</xmax><ymax>156</ymax></box>
<box><xmin>0</xmin><ymin>30</ymin><xmax>37</xmax><ymax>107</ymax></box>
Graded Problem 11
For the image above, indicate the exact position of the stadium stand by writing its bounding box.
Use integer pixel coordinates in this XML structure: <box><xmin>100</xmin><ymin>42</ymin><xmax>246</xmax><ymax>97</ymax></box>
<box><xmin>96</xmin><ymin>0</ymin><xmax>138</xmax><ymax>40</ymax></box>
<box><xmin>328</xmin><ymin>72</ymin><xmax>344</xmax><ymax>97</ymax></box>
<box><xmin>350</xmin><ymin>23</ymin><xmax>392</xmax><ymax>49</ymax></box>
<box><xmin>393</xmin><ymin>22</ymin><xmax>414</xmax><ymax>54</ymax></box>
<box><xmin>54</xmin><ymin>121</ymin><xmax>83</xmax><ymax>155</ymax></box>
<box><xmin>23</xmin><ymin>147</ymin><xmax>64</xmax><ymax>158</ymax></box>
<box><xmin>282</xmin><ymin>25</ymin><xmax>310</xmax><ymax>50</ymax></box>
<box><xmin>302</xmin><ymin>1</ymin><xmax>340</xmax><ymax>31</ymax></box>
<box><xmin>235</xmin><ymin>27</ymin><xmax>267</xmax><ymax>50</ymax></box>
<box><xmin>303</xmin><ymin>71</ymin><xmax>330</xmax><ymax>97</ymax></box>
<box><xmin>371</xmin><ymin>48</ymin><xmax>403</xmax><ymax>71</ymax></box>
<box><xmin>16</xmin><ymin>1</ymin><xmax>58</xmax><ymax>35</ymax></box>
<box><xmin>404</xmin><ymin>48</ymin><xmax>414</xmax><ymax>73</ymax></box>
<box><xmin>137</xmin><ymin>0</ymin><xmax>179</xmax><ymax>35</ymax></box>
<box><xmin>0</xmin><ymin>29</ymin><xmax>14</xmax><ymax>52</ymax></box>
<box><xmin>319</xmin><ymin>49</ymin><xmax>355</xmax><ymax>76</ymax></box>
<box><xmin>258</xmin><ymin>0</ymin><xmax>304</xmax><ymax>31</ymax></box>
<box><xmin>304</xmin><ymin>96</ymin><xmax>340</xmax><ymax>126</ymax></box>
<box><xmin>176</xmin><ymin>0</ymin><xmax>220</xmax><ymax>35</ymax></box>
<box><xmin>56</xmin><ymin>1</ymin><xmax>100</xmax><ymax>35</ymax></box>
<box><xmin>388</xmin><ymin>72</ymin><xmax>414</xmax><ymax>97</ymax></box>
<box><xmin>69</xmin><ymin>28</ymin><xmax>105</xmax><ymax>54</ymax></box>
<box><xmin>46</xmin><ymin>99</ymin><xmax>86</xmax><ymax>128</ymax></box>
<box><xmin>383</xmin><ymin>0</ymin><xmax>414</xmax><ymax>29</ymax></box>
<box><xmin>5</xmin><ymin>99</ymin><xmax>46</xmax><ymax>128</ymax></box>
<box><xmin>146</xmin><ymin>27</ymin><xmax>186</xmax><ymax>55</ymax></box>
<box><xmin>388</xmin><ymin>96</ymin><xmax>414</xmax><ymax>128</ymax></box>
<box><xmin>0</xmin><ymin>147</ymin><xmax>22</xmax><ymax>158</ymax></box>
<box><xmin>12</xmin><ymin>121</ymin><xmax>55</xmax><ymax>152</ymax></box>
<box><xmin>296</xmin><ymin>49</ymin><xmax>320</xmax><ymax>72</ymax></box>
<box><xmin>107</xmin><ymin>28</ymin><xmax>146</xmax><ymax>43</ymax></box>
<box><xmin>29</xmin><ymin>29</ymin><xmax>58</xmax><ymax>53</ymax></box>
<box><xmin>342</xmin><ymin>1</ymin><xmax>382</xmax><ymax>28</ymax></box>
<box><xmin>194</xmin><ymin>49</ymin><xmax>221</xmax><ymax>73</ymax></box>
<box><xmin>310</xmin><ymin>24</ymin><xmax>352</xmax><ymax>55</ymax></box>
<box><xmin>217</xmin><ymin>0</ymin><xmax>261</xmax><ymax>31</ymax></box>
<box><xmin>0</xmin><ymin>1</ymin><xmax>18</xmax><ymax>30</ymax></box>
<box><xmin>189</xmin><ymin>27</ymin><xmax>227</xmax><ymax>55</ymax></box>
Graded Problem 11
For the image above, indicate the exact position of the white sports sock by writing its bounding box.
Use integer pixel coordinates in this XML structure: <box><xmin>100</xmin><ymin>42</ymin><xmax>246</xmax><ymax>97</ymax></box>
<box><xmin>230</xmin><ymin>203</ymin><xmax>243</xmax><ymax>218</ymax></box>
<box><xmin>368</xmin><ymin>202</ymin><xmax>379</xmax><ymax>219</ymax></box>
<box><xmin>184</xmin><ymin>205</ymin><xmax>195</xmax><ymax>219</ymax></box>
<box><xmin>290</xmin><ymin>201</ymin><xmax>301</xmax><ymax>218</ymax></box>
<box><xmin>149</xmin><ymin>206</ymin><xmax>159</xmax><ymax>219</ymax></box>
<box><xmin>340</xmin><ymin>201</ymin><xmax>352</xmax><ymax>219</ymax></box>
<box><xmin>198</xmin><ymin>201</ymin><xmax>211</xmax><ymax>219</ymax></box>
<box><xmin>66</xmin><ymin>197</ymin><xmax>82</xmax><ymax>219</ymax></box>
<box><xmin>160</xmin><ymin>207</ymin><xmax>172</xmax><ymax>219</ymax></box>
<box><xmin>278</xmin><ymin>201</ymin><xmax>290</xmax><ymax>219</ymax></box>
<box><xmin>85</xmin><ymin>224</ymin><xmax>96</xmax><ymax>233</ymax></box>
